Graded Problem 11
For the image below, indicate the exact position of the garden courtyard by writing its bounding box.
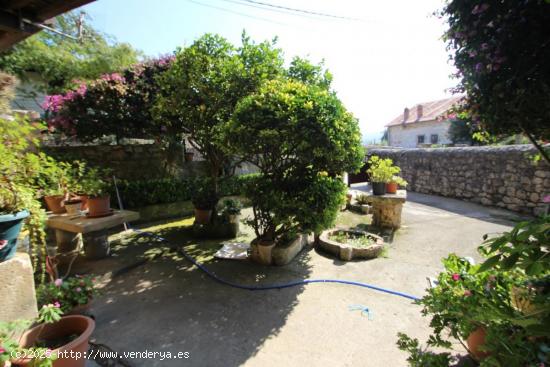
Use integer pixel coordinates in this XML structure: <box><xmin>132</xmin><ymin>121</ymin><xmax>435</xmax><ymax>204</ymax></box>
<box><xmin>1</xmin><ymin>2</ymin><xmax>549</xmax><ymax>366</ymax></box>
<box><xmin>79</xmin><ymin>189</ymin><xmax>523</xmax><ymax>367</ymax></box>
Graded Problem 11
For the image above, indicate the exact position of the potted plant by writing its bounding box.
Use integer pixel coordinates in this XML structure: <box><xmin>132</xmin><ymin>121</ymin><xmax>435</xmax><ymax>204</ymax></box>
<box><xmin>62</xmin><ymin>199</ymin><xmax>82</xmax><ymax>216</ymax></box>
<box><xmin>66</xmin><ymin>161</ymin><xmax>90</xmax><ymax>210</ymax></box>
<box><xmin>191</xmin><ymin>183</ymin><xmax>218</xmax><ymax>225</ymax></box>
<box><xmin>0</xmin><ymin>117</ymin><xmax>48</xmax><ymax>265</ymax></box>
<box><xmin>397</xmin><ymin>251</ymin><xmax>548</xmax><ymax>365</ymax></box>
<box><xmin>36</xmin><ymin>275</ymin><xmax>98</xmax><ymax>315</ymax></box>
<box><xmin>81</xmin><ymin>169</ymin><xmax>111</xmax><ymax>217</ymax></box>
<box><xmin>1</xmin><ymin>304</ymin><xmax>62</xmax><ymax>367</ymax></box>
<box><xmin>386</xmin><ymin>176</ymin><xmax>407</xmax><ymax>194</ymax></box>
<box><xmin>38</xmin><ymin>157</ymin><xmax>71</xmax><ymax>214</ymax></box>
<box><xmin>367</xmin><ymin>156</ymin><xmax>400</xmax><ymax>195</ymax></box>
<box><xmin>221</xmin><ymin>199</ymin><xmax>242</xmax><ymax>223</ymax></box>
<box><xmin>355</xmin><ymin>194</ymin><xmax>371</xmax><ymax>214</ymax></box>
<box><xmin>0</xmin><ymin>182</ymin><xmax>30</xmax><ymax>262</ymax></box>
<box><xmin>12</xmin><ymin>304</ymin><xmax>95</xmax><ymax>367</ymax></box>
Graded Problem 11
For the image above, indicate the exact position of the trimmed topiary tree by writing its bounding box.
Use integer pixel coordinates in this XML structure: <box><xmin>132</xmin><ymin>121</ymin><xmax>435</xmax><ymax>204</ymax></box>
<box><xmin>224</xmin><ymin>79</ymin><xmax>363</xmax><ymax>246</ymax></box>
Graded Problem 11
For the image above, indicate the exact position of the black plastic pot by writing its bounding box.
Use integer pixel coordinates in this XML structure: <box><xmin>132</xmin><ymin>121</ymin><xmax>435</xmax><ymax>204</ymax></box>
<box><xmin>371</xmin><ymin>182</ymin><xmax>387</xmax><ymax>196</ymax></box>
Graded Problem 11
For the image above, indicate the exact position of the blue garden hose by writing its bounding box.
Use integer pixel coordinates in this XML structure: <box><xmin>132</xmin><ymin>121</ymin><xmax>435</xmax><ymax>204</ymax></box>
<box><xmin>113</xmin><ymin>176</ymin><xmax>420</xmax><ymax>302</ymax></box>
<box><xmin>130</xmin><ymin>227</ymin><xmax>421</xmax><ymax>301</ymax></box>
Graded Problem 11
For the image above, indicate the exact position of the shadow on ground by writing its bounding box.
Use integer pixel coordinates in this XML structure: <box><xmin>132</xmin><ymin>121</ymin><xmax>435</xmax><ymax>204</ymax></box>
<box><xmin>74</xmin><ymin>215</ymin><xmax>313</xmax><ymax>367</ymax></box>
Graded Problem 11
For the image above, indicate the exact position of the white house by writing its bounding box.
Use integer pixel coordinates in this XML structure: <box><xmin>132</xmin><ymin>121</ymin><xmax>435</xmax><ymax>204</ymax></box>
<box><xmin>385</xmin><ymin>96</ymin><xmax>462</xmax><ymax>148</ymax></box>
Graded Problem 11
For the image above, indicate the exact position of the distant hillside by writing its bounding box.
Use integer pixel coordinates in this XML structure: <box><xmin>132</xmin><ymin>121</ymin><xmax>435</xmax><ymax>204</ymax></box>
<box><xmin>362</xmin><ymin>131</ymin><xmax>384</xmax><ymax>145</ymax></box>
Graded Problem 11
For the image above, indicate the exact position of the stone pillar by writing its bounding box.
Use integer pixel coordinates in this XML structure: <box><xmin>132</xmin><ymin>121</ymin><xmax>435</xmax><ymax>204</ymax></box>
<box><xmin>0</xmin><ymin>253</ymin><xmax>38</xmax><ymax>322</ymax></box>
<box><xmin>83</xmin><ymin>230</ymin><xmax>110</xmax><ymax>260</ymax></box>
<box><xmin>372</xmin><ymin>201</ymin><xmax>404</xmax><ymax>229</ymax></box>
<box><xmin>369</xmin><ymin>190</ymin><xmax>407</xmax><ymax>230</ymax></box>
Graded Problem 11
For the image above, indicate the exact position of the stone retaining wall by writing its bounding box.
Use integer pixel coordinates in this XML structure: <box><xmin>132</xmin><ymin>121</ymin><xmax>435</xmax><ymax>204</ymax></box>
<box><xmin>45</xmin><ymin>144</ymin><xmax>258</xmax><ymax>180</ymax></box>
<box><xmin>368</xmin><ymin>145</ymin><xmax>550</xmax><ymax>216</ymax></box>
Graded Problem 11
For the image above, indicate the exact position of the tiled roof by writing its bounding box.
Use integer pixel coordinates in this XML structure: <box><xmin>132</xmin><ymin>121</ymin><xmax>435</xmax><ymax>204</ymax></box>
<box><xmin>385</xmin><ymin>96</ymin><xmax>464</xmax><ymax>127</ymax></box>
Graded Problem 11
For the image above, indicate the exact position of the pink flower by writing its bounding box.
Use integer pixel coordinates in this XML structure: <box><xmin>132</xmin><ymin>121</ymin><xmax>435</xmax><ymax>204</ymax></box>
<box><xmin>543</xmin><ymin>195</ymin><xmax>550</xmax><ymax>204</ymax></box>
<box><xmin>53</xmin><ymin>301</ymin><xmax>61</xmax><ymax>308</ymax></box>
<box><xmin>464</xmin><ymin>290</ymin><xmax>472</xmax><ymax>297</ymax></box>
<box><xmin>451</xmin><ymin>273</ymin><xmax>460</xmax><ymax>281</ymax></box>
<box><xmin>45</xmin><ymin>349</ymin><xmax>52</xmax><ymax>357</ymax></box>
<box><xmin>0</xmin><ymin>347</ymin><xmax>5</xmax><ymax>354</ymax></box>
<box><xmin>54</xmin><ymin>278</ymin><xmax>63</xmax><ymax>287</ymax></box>
<box><xmin>0</xmin><ymin>239</ymin><xmax>7</xmax><ymax>250</ymax></box>
<box><xmin>75</xmin><ymin>287</ymin><xmax>82</xmax><ymax>293</ymax></box>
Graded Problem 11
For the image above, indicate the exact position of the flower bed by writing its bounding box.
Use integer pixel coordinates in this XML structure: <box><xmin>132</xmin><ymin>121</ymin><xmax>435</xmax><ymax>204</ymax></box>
<box><xmin>318</xmin><ymin>229</ymin><xmax>384</xmax><ymax>261</ymax></box>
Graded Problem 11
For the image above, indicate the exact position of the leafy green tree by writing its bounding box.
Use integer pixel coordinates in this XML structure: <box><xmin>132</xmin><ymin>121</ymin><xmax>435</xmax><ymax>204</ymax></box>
<box><xmin>0</xmin><ymin>11</ymin><xmax>140</xmax><ymax>93</ymax></box>
<box><xmin>440</xmin><ymin>0</ymin><xmax>550</xmax><ymax>163</ymax></box>
<box><xmin>153</xmin><ymin>33</ymin><xmax>285</xmax><ymax>205</ymax></box>
<box><xmin>225</xmin><ymin>79</ymin><xmax>363</xmax><ymax>241</ymax></box>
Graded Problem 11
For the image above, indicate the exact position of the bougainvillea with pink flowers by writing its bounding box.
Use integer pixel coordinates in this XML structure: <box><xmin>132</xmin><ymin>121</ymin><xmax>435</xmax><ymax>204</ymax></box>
<box><xmin>43</xmin><ymin>57</ymin><xmax>174</xmax><ymax>143</ymax></box>
<box><xmin>440</xmin><ymin>0</ymin><xmax>550</xmax><ymax>163</ymax></box>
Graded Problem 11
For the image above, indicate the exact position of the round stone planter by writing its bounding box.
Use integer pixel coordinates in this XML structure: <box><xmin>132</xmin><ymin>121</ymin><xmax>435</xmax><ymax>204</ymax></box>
<box><xmin>318</xmin><ymin>229</ymin><xmax>384</xmax><ymax>261</ymax></box>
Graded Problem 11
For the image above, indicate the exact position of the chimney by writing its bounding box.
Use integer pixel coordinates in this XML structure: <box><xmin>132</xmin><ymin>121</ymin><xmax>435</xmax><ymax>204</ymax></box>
<box><xmin>417</xmin><ymin>104</ymin><xmax>423</xmax><ymax>119</ymax></box>
<box><xmin>403</xmin><ymin>107</ymin><xmax>410</xmax><ymax>123</ymax></box>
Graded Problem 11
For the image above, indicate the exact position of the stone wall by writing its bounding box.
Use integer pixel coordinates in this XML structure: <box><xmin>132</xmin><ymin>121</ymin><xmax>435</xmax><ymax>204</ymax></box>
<box><xmin>44</xmin><ymin>144</ymin><xmax>195</xmax><ymax>180</ymax></box>
<box><xmin>368</xmin><ymin>145</ymin><xmax>550</xmax><ymax>216</ymax></box>
<box><xmin>44</xmin><ymin>144</ymin><xmax>258</xmax><ymax>181</ymax></box>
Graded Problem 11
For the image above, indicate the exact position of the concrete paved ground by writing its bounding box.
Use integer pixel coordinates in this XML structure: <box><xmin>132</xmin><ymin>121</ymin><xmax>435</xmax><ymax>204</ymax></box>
<box><xmin>82</xmin><ymin>189</ymin><xmax>525</xmax><ymax>367</ymax></box>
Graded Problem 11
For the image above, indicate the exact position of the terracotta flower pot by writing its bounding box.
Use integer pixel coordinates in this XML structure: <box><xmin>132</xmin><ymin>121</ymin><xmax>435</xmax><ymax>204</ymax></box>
<box><xmin>467</xmin><ymin>326</ymin><xmax>490</xmax><ymax>361</ymax></box>
<box><xmin>44</xmin><ymin>195</ymin><xmax>66</xmax><ymax>214</ymax></box>
<box><xmin>64</xmin><ymin>200</ymin><xmax>82</xmax><ymax>215</ymax></box>
<box><xmin>184</xmin><ymin>152</ymin><xmax>194</xmax><ymax>162</ymax></box>
<box><xmin>87</xmin><ymin>195</ymin><xmax>111</xmax><ymax>217</ymax></box>
<box><xmin>73</xmin><ymin>194</ymin><xmax>89</xmax><ymax>211</ymax></box>
<box><xmin>14</xmin><ymin>315</ymin><xmax>95</xmax><ymax>367</ymax></box>
<box><xmin>194</xmin><ymin>208</ymin><xmax>212</xmax><ymax>224</ymax></box>
<box><xmin>385</xmin><ymin>182</ymin><xmax>398</xmax><ymax>194</ymax></box>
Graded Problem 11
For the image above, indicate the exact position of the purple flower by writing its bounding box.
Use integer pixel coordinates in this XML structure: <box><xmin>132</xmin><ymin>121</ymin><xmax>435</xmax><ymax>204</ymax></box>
<box><xmin>481</xmin><ymin>43</ymin><xmax>489</xmax><ymax>51</ymax></box>
<box><xmin>468</xmin><ymin>50</ymin><xmax>477</xmax><ymax>58</ymax></box>
<box><xmin>54</xmin><ymin>278</ymin><xmax>63</xmax><ymax>287</ymax></box>
<box><xmin>53</xmin><ymin>301</ymin><xmax>61</xmax><ymax>308</ymax></box>
<box><xmin>475</xmin><ymin>63</ymin><xmax>484</xmax><ymax>73</ymax></box>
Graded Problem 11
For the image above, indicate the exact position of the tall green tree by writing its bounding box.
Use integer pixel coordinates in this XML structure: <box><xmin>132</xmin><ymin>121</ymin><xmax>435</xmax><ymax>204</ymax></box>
<box><xmin>153</xmin><ymin>33</ymin><xmax>285</xmax><ymax>202</ymax></box>
<box><xmin>440</xmin><ymin>0</ymin><xmax>550</xmax><ymax>163</ymax></box>
<box><xmin>0</xmin><ymin>11</ymin><xmax>141</xmax><ymax>93</ymax></box>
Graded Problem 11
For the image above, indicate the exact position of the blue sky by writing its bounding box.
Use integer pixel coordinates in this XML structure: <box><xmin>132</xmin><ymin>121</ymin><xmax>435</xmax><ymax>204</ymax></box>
<box><xmin>81</xmin><ymin>0</ymin><xmax>456</xmax><ymax>142</ymax></box>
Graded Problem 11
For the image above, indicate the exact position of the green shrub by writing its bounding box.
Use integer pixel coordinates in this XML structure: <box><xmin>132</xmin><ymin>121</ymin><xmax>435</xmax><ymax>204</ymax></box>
<box><xmin>111</xmin><ymin>174</ymin><xmax>256</xmax><ymax>209</ymax></box>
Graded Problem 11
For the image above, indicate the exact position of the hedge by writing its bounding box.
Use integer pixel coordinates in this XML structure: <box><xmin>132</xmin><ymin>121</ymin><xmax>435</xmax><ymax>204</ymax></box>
<box><xmin>110</xmin><ymin>174</ymin><xmax>258</xmax><ymax>209</ymax></box>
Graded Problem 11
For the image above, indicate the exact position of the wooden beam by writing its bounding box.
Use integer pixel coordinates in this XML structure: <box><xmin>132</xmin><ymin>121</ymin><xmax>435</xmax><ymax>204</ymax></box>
<box><xmin>0</xmin><ymin>0</ymin><xmax>96</xmax><ymax>50</ymax></box>
<box><xmin>0</xmin><ymin>9</ymin><xmax>39</xmax><ymax>33</ymax></box>
<box><xmin>36</xmin><ymin>0</ymin><xmax>96</xmax><ymax>21</ymax></box>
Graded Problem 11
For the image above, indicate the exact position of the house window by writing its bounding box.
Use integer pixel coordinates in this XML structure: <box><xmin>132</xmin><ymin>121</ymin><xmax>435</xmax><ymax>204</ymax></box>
<box><xmin>430</xmin><ymin>134</ymin><xmax>439</xmax><ymax>144</ymax></box>
<box><xmin>417</xmin><ymin>135</ymin><xmax>425</xmax><ymax>144</ymax></box>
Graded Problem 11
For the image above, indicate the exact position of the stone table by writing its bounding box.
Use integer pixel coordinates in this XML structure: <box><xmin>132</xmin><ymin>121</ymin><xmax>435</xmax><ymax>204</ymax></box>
<box><xmin>367</xmin><ymin>190</ymin><xmax>407</xmax><ymax>229</ymax></box>
<box><xmin>47</xmin><ymin>210</ymin><xmax>139</xmax><ymax>261</ymax></box>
